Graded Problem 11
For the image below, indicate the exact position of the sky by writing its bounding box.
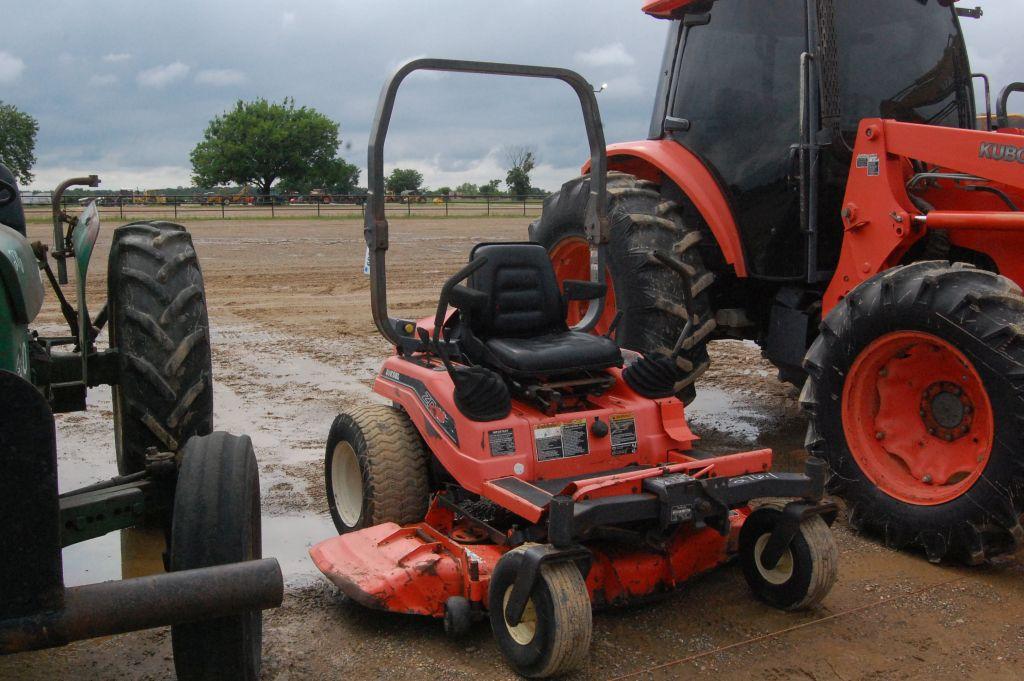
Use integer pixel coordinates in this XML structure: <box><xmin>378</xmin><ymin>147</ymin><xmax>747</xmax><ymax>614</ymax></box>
<box><xmin>3</xmin><ymin>0</ymin><xmax>1022</xmax><ymax>192</ymax></box>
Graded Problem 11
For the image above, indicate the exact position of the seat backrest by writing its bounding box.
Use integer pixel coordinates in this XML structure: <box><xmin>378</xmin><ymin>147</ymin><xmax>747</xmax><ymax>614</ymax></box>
<box><xmin>468</xmin><ymin>243</ymin><xmax>565</xmax><ymax>339</ymax></box>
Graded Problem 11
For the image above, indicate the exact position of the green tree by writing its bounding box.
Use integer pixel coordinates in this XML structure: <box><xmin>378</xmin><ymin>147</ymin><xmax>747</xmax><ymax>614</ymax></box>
<box><xmin>190</xmin><ymin>98</ymin><xmax>339</xmax><ymax>195</ymax></box>
<box><xmin>0</xmin><ymin>102</ymin><xmax>38</xmax><ymax>185</ymax></box>
<box><xmin>504</xmin><ymin>146</ymin><xmax>536</xmax><ymax>199</ymax></box>
<box><xmin>280</xmin><ymin>157</ymin><xmax>360</xmax><ymax>195</ymax></box>
<box><xmin>454</xmin><ymin>182</ymin><xmax>478</xmax><ymax>196</ymax></box>
<box><xmin>436</xmin><ymin>186</ymin><xmax>452</xmax><ymax>196</ymax></box>
<box><xmin>480</xmin><ymin>179</ymin><xmax>502</xmax><ymax>195</ymax></box>
<box><xmin>385</xmin><ymin>168</ymin><xmax>423</xmax><ymax>194</ymax></box>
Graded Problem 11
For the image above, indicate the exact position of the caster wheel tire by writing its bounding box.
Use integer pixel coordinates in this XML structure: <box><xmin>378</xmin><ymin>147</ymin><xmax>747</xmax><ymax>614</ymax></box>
<box><xmin>444</xmin><ymin>596</ymin><xmax>472</xmax><ymax>638</ymax></box>
<box><xmin>325</xmin><ymin>404</ymin><xmax>431</xmax><ymax>534</ymax></box>
<box><xmin>739</xmin><ymin>500</ymin><xmax>838</xmax><ymax>611</ymax></box>
<box><xmin>169</xmin><ymin>432</ymin><xmax>264</xmax><ymax>681</ymax></box>
<box><xmin>488</xmin><ymin>546</ymin><xmax>591</xmax><ymax>678</ymax></box>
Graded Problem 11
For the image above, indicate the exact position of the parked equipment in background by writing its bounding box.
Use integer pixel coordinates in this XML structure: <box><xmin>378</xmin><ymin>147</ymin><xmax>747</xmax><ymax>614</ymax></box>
<box><xmin>532</xmin><ymin>0</ymin><xmax>1024</xmax><ymax>564</ymax></box>
<box><xmin>0</xmin><ymin>168</ymin><xmax>282</xmax><ymax>679</ymax></box>
<box><xmin>310</xmin><ymin>59</ymin><xmax>839</xmax><ymax>679</ymax></box>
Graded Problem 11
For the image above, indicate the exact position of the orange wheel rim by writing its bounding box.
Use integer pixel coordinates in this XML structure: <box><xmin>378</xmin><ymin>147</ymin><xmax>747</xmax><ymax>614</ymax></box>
<box><xmin>842</xmin><ymin>331</ymin><xmax>994</xmax><ymax>506</ymax></box>
<box><xmin>548</xmin><ymin>236</ymin><xmax>617</xmax><ymax>334</ymax></box>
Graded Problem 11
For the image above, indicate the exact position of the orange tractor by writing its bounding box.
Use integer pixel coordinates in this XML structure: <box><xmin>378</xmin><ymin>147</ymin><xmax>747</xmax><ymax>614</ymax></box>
<box><xmin>531</xmin><ymin>0</ymin><xmax>1024</xmax><ymax>564</ymax></box>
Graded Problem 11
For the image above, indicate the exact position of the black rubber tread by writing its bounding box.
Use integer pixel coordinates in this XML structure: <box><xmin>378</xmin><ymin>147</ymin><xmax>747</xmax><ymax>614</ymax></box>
<box><xmin>739</xmin><ymin>500</ymin><xmax>838</xmax><ymax>611</ymax></box>
<box><xmin>108</xmin><ymin>220</ymin><xmax>213</xmax><ymax>474</ymax></box>
<box><xmin>488</xmin><ymin>545</ymin><xmax>592</xmax><ymax>678</ymax></box>
<box><xmin>530</xmin><ymin>172</ymin><xmax>715</xmax><ymax>404</ymax></box>
<box><xmin>801</xmin><ymin>261</ymin><xmax>1024</xmax><ymax>563</ymax></box>
<box><xmin>169</xmin><ymin>432</ymin><xmax>263</xmax><ymax>681</ymax></box>
<box><xmin>324</xmin><ymin>403</ymin><xmax>431</xmax><ymax>533</ymax></box>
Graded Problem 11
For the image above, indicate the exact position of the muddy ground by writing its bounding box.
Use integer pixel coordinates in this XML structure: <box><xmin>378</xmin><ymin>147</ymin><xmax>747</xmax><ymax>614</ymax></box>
<box><xmin>3</xmin><ymin>215</ymin><xmax>1023</xmax><ymax>680</ymax></box>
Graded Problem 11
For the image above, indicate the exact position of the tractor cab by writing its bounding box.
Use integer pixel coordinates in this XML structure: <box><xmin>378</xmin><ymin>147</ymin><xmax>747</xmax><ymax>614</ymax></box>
<box><xmin>647</xmin><ymin>0</ymin><xmax>975</xmax><ymax>280</ymax></box>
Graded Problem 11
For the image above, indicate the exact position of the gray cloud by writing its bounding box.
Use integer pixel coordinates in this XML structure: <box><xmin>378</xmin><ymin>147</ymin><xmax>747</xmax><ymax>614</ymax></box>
<box><xmin>0</xmin><ymin>51</ymin><xmax>25</xmax><ymax>83</ymax></box>
<box><xmin>5</xmin><ymin>0</ymin><xmax>1023</xmax><ymax>191</ymax></box>
<box><xmin>137</xmin><ymin>61</ymin><xmax>190</xmax><ymax>88</ymax></box>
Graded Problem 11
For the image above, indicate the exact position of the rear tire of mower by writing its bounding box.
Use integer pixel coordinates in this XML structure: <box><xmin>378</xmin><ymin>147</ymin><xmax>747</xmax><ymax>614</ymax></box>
<box><xmin>489</xmin><ymin>545</ymin><xmax>592</xmax><ymax>678</ymax></box>
<box><xmin>531</xmin><ymin>172</ymin><xmax>715</xmax><ymax>404</ymax></box>
<box><xmin>108</xmin><ymin>221</ymin><xmax>213</xmax><ymax>475</ymax></box>
<box><xmin>170</xmin><ymin>432</ymin><xmax>264</xmax><ymax>681</ymax></box>
<box><xmin>325</xmin><ymin>403</ymin><xmax>431</xmax><ymax>534</ymax></box>
<box><xmin>802</xmin><ymin>262</ymin><xmax>1024</xmax><ymax>563</ymax></box>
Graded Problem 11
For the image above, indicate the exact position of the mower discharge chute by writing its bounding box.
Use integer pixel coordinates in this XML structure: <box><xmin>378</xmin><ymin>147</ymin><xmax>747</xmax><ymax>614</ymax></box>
<box><xmin>310</xmin><ymin>59</ymin><xmax>839</xmax><ymax>678</ymax></box>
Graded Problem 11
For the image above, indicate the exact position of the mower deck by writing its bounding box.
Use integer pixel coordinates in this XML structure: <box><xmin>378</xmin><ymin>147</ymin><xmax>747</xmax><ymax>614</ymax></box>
<box><xmin>311</xmin><ymin>449</ymin><xmax>828</xmax><ymax>618</ymax></box>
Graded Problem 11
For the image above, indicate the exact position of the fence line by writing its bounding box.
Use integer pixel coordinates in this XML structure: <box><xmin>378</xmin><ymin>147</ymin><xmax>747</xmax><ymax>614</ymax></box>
<box><xmin>21</xmin><ymin>193</ymin><xmax>548</xmax><ymax>221</ymax></box>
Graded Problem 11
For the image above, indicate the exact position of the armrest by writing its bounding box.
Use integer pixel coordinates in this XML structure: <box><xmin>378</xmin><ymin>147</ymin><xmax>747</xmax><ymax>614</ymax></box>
<box><xmin>449</xmin><ymin>284</ymin><xmax>489</xmax><ymax>312</ymax></box>
<box><xmin>563</xmin><ymin>279</ymin><xmax>606</xmax><ymax>301</ymax></box>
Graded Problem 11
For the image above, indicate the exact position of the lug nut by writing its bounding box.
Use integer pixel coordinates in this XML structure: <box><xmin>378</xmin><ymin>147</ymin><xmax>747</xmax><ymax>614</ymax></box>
<box><xmin>922</xmin><ymin>475</ymin><xmax>932</xmax><ymax>483</ymax></box>
<box><xmin>875</xmin><ymin>432</ymin><xmax>885</xmax><ymax>440</ymax></box>
<box><xmin>879</xmin><ymin>368</ymin><xmax>888</xmax><ymax>377</ymax></box>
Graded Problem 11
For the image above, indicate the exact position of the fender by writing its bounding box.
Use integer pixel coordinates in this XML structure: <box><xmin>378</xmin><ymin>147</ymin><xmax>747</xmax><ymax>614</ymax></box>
<box><xmin>584</xmin><ymin>140</ymin><xmax>748</xmax><ymax>277</ymax></box>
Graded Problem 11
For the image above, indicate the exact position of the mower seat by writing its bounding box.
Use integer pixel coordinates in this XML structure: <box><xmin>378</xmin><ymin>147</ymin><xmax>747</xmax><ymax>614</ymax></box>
<box><xmin>464</xmin><ymin>243</ymin><xmax>622</xmax><ymax>378</ymax></box>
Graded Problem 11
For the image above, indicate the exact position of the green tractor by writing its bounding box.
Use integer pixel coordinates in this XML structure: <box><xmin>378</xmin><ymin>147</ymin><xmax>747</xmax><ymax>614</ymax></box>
<box><xmin>0</xmin><ymin>164</ymin><xmax>282</xmax><ymax>679</ymax></box>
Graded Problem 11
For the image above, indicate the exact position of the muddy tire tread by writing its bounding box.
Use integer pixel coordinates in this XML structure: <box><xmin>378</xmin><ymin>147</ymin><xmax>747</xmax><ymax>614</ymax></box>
<box><xmin>108</xmin><ymin>221</ymin><xmax>212</xmax><ymax>475</ymax></box>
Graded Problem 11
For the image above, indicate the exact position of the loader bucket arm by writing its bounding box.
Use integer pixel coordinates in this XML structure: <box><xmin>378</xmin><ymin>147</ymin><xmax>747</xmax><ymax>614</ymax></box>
<box><xmin>364</xmin><ymin>58</ymin><xmax>611</xmax><ymax>349</ymax></box>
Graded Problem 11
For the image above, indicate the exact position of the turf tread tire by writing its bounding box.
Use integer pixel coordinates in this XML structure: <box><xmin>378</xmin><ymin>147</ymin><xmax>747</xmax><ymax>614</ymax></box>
<box><xmin>325</xmin><ymin>404</ymin><xmax>431</xmax><ymax>533</ymax></box>
<box><xmin>801</xmin><ymin>261</ymin><xmax>1024</xmax><ymax>563</ymax></box>
<box><xmin>530</xmin><ymin>173</ymin><xmax>715</xmax><ymax>403</ymax></box>
<box><xmin>108</xmin><ymin>221</ymin><xmax>212</xmax><ymax>474</ymax></box>
<box><xmin>740</xmin><ymin>500</ymin><xmax>838</xmax><ymax>611</ymax></box>
<box><xmin>488</xmin><ymin>545</ymin><xmax>592</xmax><ymax>678</ymax></box>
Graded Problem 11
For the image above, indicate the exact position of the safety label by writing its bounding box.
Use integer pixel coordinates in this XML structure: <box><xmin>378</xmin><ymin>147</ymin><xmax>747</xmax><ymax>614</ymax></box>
<box><xmin>534</xmin><ymin>419</ymin><xmax>589</xmax><ymax>461</ymax></box>
<box><xmin>488</xmin><ymin>428</ymin><xmax>516</xmax><ymax>456</ymax></box>
<box><xmin>856</xmin><ymin>153</ymin><xmax>880</xmax><ymax>177</ymax></box>
<box><xmin>610</xmin><ymin>413</ymin><xmax>638</xmax><ymax>455</ymax></box>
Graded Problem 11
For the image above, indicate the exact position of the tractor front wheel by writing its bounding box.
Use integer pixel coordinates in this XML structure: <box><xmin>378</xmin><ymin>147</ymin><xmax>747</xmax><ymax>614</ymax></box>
<box><xmin>531</xmin><ymin>172</ymin><xmax>715</xmax><ymax>404</ymax></box>
<box><xmin>169</xmin><ymin>432</ymin><xmax>265</xmax><ymax>681</ymax></box>
<box><xmin>108</xmin><ymin>221</ymin><xmax>213</xmax><ymax>475</ymax></box>
<box><xmin>324</xmin><ymin>404</ymin><xmax>431</xmax><ymax>534</ymax></box>
<box><xmin>802</xmin><ymin>262</ymin><xmax>1024</xmax><ymax>563</ymax></box>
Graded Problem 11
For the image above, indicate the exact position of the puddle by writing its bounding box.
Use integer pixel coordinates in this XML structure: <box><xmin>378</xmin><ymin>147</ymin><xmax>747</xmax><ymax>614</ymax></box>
<box><xmin>62</xmin><ymin>514</ymin><xmax>337</xmax><ymax>589</ymax></box>
<box><xmin>686</xmin><ymin>386</ymin><xmax>808</xmax><ymax>473</ymax></box>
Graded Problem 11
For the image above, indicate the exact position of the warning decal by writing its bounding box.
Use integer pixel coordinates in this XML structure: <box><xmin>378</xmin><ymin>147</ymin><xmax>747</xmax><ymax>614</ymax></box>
<box><xmin>610</xmin><ymin>413</ymin><xmax>638</xmax><ymax>455</ymax></box>
<box><xmin>856</xmin><ymin>153</ymin><xmax>880</xmax><ymax>176</ymax></box>
<box><xmin>488</xmin><ymin>428</ymin><xmax>516</xmax><ymax>456</ymax></box>
<box><xmin>534</xmin><ymin>419</ymin><xmax>589</xmax><ymax>461</ymax></box>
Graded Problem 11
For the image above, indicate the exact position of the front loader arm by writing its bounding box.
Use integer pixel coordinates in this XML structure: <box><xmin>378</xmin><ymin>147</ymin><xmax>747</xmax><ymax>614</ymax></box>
<box><xmin>824</xmin><ymin>119</ymin><xmax>1024</xmax><ymax>312</ymax></box>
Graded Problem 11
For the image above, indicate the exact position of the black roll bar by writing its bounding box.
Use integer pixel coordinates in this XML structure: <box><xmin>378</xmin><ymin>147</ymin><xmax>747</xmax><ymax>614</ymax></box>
<box><xmin>364</xmin><ymin>58</ymin><xmax>610</xmax><ymax>348</ymax></box>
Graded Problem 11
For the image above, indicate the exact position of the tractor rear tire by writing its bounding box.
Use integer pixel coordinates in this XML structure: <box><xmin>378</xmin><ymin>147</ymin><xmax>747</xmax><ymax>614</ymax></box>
<box><xmin>108</xmin><ymin>221</ymin><xmax>213</xmax><ymax>475</ymax></box>
<box><xmin>531</xmin><ymin>172</ymin><xmax>715</xmax><ymax>404</ymax></box>
<box><xmin>325</xmin><ymin>403</ymin><xmax>431</xmax><ymax>534</ymax></box>
<box><xmin>802</xmin><ymin>262</ymin><xmax>1024</xmax><ymax>563</ymax></box>
<box><xmin>170</xmin><ymin>432</ymin><xmax>264</xmax><ymax>681</ymax></box>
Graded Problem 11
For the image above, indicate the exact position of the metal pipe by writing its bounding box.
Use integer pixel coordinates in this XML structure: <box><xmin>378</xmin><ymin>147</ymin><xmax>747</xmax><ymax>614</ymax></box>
<box><xmin>364</xmin><ymin>58</ymin><xmax>610</xmax><ymax>347</ymax></box>
<box><xmin>0</xmin><ymin>558</ymin><xmax>283</xmax><ymax>654</ymax></box>
<box><xmin>49</xmin><ymin>175</ymin><xmax>100</xmax><ymax>284</ymax></box>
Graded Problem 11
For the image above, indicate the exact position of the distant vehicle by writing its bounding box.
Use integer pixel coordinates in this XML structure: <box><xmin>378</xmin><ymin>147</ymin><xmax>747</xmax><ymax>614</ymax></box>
<box><xmin>400</xmin><ymin>189</ymin><xmax>426</xmax><ymax>203</ymax></box>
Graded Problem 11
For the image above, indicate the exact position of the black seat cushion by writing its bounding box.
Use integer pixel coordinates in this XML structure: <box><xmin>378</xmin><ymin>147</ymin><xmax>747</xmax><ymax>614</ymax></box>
<box><xmin>485</xmin><ymin>331</ymin><xmax>623</xmax><ymax>376</ymax></box>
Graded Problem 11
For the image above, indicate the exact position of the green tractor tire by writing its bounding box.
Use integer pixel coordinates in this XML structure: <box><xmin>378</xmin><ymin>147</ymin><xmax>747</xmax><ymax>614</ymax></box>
<box><xmin>108</xmin><ymin>221</ymin><xmax>213</xmax><ymax>475</ymax></box>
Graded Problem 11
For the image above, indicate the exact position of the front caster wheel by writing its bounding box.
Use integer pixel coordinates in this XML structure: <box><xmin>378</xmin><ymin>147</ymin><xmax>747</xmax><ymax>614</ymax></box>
<box><xmin>488</xmin><ymin>546</ymin><xmax>592</xmax><ymax>678</ymax></box>
<box><xmin>739</xmin><ymin>500</ymin><xmax>838</xmax><ymax>611</ymax></box>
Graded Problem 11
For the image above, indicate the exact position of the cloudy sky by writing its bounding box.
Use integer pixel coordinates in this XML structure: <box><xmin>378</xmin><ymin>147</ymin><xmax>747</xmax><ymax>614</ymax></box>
<box><xmin>3</xmin><ymin>1</ymin><xmax>1022</xmax><ymax>192</ymax></box>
